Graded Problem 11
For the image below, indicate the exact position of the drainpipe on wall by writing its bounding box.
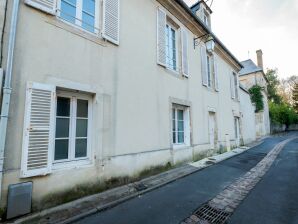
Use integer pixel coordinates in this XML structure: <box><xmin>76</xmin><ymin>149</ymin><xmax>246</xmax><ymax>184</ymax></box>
<box><xmin>0</xmin><ymin>0</ymin><xmax>20</xmax><ymax>203</ymax></box>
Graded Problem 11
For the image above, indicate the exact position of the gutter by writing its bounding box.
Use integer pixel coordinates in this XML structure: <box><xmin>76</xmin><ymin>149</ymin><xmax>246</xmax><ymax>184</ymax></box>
<box><xmin>0</xmin><ymin>0</ymin><xmax>20</xmax><ymax>202</ymax></box>
<box><xmin>174</xmin><ymin>0</ymin><xmax>243</xmax><ymax>69</ymax></box>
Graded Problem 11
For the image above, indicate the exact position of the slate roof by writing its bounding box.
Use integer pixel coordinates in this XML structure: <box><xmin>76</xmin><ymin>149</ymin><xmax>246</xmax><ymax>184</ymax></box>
<box><xmin>239</xmin><ymin>59</ymin><xmax>263</xmax><ymax>76</ymax></box>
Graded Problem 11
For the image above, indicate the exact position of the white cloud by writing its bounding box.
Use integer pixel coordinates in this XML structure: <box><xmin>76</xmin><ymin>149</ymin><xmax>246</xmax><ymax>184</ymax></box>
<box><xmin>183</xmin><ymin>0</ymin><xmax>298</xmax><ymax>78</ymax></box>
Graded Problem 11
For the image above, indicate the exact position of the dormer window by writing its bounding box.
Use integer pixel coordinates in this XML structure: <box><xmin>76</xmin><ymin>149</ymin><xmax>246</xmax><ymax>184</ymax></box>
<box><xmin>204</xmin><ymin>14</ymin><xmax>208</xmax><ymax>26</ymax></box>
<box><xmin>203</xmin><ymin>10</ymin><xmax>210</xmax><ymax>27</ymax></box>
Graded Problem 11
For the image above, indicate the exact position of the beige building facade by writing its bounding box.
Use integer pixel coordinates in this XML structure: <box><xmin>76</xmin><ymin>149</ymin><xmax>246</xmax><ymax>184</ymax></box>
<box><xmin>0</xmin><ymin>0</ymin><xmax>266</xmax><ymax>216</ymax></box>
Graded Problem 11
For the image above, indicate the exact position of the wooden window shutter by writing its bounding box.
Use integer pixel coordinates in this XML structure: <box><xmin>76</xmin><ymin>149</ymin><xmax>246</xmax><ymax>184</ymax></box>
<box><xmin>157</xmin><ymin>7</ymin><xmax>167</xmax><ymax>67</ymax></box>
<box><xmin>200</xmin><ymin>45</ymin><xmax>208</xmax><ymax>86</ymax></box>
<box><xmin>230</xmin><ymin>73</ymin><xmax>235</xmax><ymax>99</ymax></box>
<box><xmin>181</xmin><ymin>28</ymin><xmax>189</xmax><ymax>77</ymax></box>
<box><xmin>214</xmin><ymin>56</ymin><xmax>219</xmax><ymax>91</ymax></box>
<box><xmin>102</xmin><ymin>0</ymin><xmax>120</xmax><ymax>45</ymax></box>
<box><xmin>25</xmin><ymin>0</ymin><xmax>57</xmax><ymax>15</ymax></box>
<box><xmin>21</xmin><ymin>82</ymin><xmax>56</xmax><ymax>178</ymax></box>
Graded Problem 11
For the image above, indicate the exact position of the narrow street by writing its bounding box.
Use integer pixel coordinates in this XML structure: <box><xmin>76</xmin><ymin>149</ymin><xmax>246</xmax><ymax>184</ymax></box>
<box><xmin>73</xmin><ymin>133</ymin><xmax>298</xmax><ymax>224</ymax></box>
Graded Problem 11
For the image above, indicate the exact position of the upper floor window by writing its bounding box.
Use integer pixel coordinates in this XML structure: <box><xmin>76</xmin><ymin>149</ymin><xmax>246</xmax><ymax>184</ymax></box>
<box><xmin>59</xmin><ymin>0</ymin><xmax>99</xmax><ymax>33</ymax></box>
<box><xmin>207</xmin><ymin>54</ymin><xmax>213</xmax><ymax>87</ymax></box>
<box><xmin>231</xmin><ymin>72</ymin><xmax>239</xmax><ymax>100</ymax></box>
<box><xmin>203</xmin><ymin>13</ymin><xmax>209</xmax><ymax>27</ymax></box>
<box><xmin>165</xmin><ymin>23</ymin><xmax>178</xmax><ymax>71</ymax></box>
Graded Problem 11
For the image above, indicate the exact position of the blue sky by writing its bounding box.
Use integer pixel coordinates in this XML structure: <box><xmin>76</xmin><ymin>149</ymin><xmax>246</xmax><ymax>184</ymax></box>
<box><xmin>184</xmin><ymin>0</ymin><xmax>298</xmax><ymax>78</ymax></box>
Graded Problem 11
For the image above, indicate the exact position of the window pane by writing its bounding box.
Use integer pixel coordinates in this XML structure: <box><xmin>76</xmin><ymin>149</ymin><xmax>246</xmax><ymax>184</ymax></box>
<box><xmin>172</xmin><ymin>119</ymin><xmax>176</xmax><ymax>132</ymax></box>
<box><xmin>77</xmin><ymin>99</ymin><xmax>88</xmax><ymax>117</ymax></box>
<box><xmin>60</xmin><ymin>0</ymin><xmax>77</xmax><ymax>24</ymax></box>
<box><xmin>178</xmin><ymin>132</ymin><xmax>184</xmax><ymax>143</ymax></box>
<box><xmin>82</xmin><ymin>12</ymin><xmax>95</xmax><ymax>32</ymax></box>
<box><xmin>55</xmin><ymin>139</ymin><xmax>69</xmax><ymax>160</ymax></box>
<box><xmin>178</xmin><ymin>120</ymin><xmax>184</xmax><ymax>132</ymax></box>
<box><xmin>83</xmin><ymin>0</ymin><xmax>95</xmax><ymax>15</ymax></box>
<box><xmin>55</xmin><ymin>118</ymin><xmax>70</xmax><ymax>138</ymax></box>
<box><xmin>75</xmin><ymin>139</ymin><xmax>87</xmax><ymax>158</ymax></box>
<box><xmin>173</xmin><ymin>131</ymin><xmax>176</xmax><ymax>144</ymax></box>
<box><xmin>57</xmin><ymin>97</ymin><xmax>70</xmax><ymax>117</ymax></box>
<box><xmin>178</xmin><ymin>110</ymin><xmax>184</xmax><ymax>120</ymax></box>
<box><xmin>76</xmin><ymin>119</ymin><xmax>88</xmax><ymax>137</ymax></box>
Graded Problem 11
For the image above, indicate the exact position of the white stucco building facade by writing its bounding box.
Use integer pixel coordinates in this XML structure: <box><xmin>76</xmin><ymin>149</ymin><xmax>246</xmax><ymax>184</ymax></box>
<box><xmin>0</xmin><ymin>0</ymin><xmax>268</xmax><ymax>216</ymax></box>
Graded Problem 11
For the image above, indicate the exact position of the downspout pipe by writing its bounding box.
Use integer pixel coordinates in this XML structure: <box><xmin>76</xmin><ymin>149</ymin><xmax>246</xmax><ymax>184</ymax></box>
<box><xmin>0</xmin><ymin>0</ymin><xmax>20</xmax><ymax>202</ymax></box>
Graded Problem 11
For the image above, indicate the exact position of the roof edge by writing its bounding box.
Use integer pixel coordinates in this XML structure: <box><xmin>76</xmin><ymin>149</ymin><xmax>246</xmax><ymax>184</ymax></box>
<box><xmin>175</xmin><ymin>0</ymin><xmax>243</xmax><ymax>69</ymax></box>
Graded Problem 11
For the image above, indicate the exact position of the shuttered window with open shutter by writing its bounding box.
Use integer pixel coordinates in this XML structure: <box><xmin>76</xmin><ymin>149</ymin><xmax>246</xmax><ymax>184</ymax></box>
<box><xmin>200</xmin><ymin>45</ymin><xmax>208</xmax><ymax>86</ymax></box>
<box><xmin>214</xmin><ymin>55</ymin><xmax>219</xmax><ymax>91</ymax></box>
<box><xmin>181</xmin><ymin>28</ymin><xmax>189</xmax><ymax>77</ymax></box>
<box><xmin>21</xmin><ymin>83</ymin><xmax>56</xmax><ymax>178</ymax></box>
<box><xmin>157</xmin><ymin>7</ymin><xmax>167</xmax><ymax>67</ymax></box>
<box><xmin>25</xmin><ymin>0</ymin><xmax>57</xmax><ymax>15</ymax></box>
<box><xmin>102</xmin><ymin>0</ymin><xmax>120</xmax><ymax>45</ymax></box>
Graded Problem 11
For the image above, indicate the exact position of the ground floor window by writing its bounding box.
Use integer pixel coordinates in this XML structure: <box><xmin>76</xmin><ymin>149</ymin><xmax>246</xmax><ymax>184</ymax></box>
<box><xmin>54</xmin><ymin>92</ymin><xmax>92</xmax><ymax>163</ymax></box>
<box><xmin>234</xmin><ymin>117</ymin><xmax>240</xmax><ymax>139</ymax></box>
<box><xmin>172</xmin><ymin>105</ymin><xmax>190</xmax><ymax>146</ymax></box>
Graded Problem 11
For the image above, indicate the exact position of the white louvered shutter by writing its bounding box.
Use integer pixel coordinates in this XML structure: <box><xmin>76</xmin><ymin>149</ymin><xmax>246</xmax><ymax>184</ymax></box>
<box><xmin>102</xmin><ymin>0</ymin><xmax>120</xmax><ymax>45</ymax></box>
<box><xmin>21</xmin><ymin>82</ymin><xmax>56</xmax><ymax>178</ymax></box>
<box><xmin>181</xmin><ymin>28</ymin><xmax>189</xmax><ymax>77</ymax></box>
<box><xmin>214</xmin><ymin>56</ymin><xmax>219</xmax><ymax>91</ymax></box>
<box><xmin>157</xmin><ymin>7</ymin><xmax>167</xmax><ymax>67</ymax></box>
<box><xmin>230</xmin><ymin>73</ymin><xmax>235</xmax><ymax>99</ymax></box>
<box><xmin>200</xmin><ymin>45</ymin><xmax>208</xmax><ymax>86</ymax></box>
<box><xmin>25</xmin><ymin>0</ymin><xmax>57</xmax><ymax>15</ymax></box>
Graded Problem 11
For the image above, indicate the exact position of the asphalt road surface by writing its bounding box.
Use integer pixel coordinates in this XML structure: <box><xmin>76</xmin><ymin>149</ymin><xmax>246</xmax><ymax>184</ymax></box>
<box><xmin>74</xmin><ymin>133</ymin><xmax>298</xmax><ymax>224</ymax></box>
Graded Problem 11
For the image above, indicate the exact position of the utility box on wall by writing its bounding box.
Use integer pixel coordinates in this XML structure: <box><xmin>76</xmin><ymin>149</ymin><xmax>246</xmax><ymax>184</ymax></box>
<box><xmin>7</xmin><ymin>182</ymin><xmax>32</xmax><ymax>219</ymax></box>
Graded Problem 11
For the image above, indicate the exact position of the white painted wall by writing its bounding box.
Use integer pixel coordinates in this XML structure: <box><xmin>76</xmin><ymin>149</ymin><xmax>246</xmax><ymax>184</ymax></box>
<box><xmin>0</xmin><ymin>0</ymin><xmax>242</xmax><ymax>208</ymax></box>
<box><xmin>240</xmin><ymin>88</ymin><xmax>256</xmax><ymax>144</ymax></box>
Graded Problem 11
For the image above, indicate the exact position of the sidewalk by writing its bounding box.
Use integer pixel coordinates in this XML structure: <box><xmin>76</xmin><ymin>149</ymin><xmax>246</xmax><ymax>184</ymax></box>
<box><xmin>8</xmin><ymin>140</ymin><xmax>264</xmax><ymax>224</ymax></box>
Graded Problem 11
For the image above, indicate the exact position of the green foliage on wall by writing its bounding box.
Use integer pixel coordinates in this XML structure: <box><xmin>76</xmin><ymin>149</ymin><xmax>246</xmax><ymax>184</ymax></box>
<box><xmin>249</xmin><ymin>85</ymin><xmax>264</xmax><ymax>112</ymax></box>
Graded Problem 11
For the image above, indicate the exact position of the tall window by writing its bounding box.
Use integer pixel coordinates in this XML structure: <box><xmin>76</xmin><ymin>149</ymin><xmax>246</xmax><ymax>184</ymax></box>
<box><xmin>54</xmin><ymin>93</ymin><xmax>91</xmax><ymax>162</ymax></box>
<box><xmin>172</xmin><ymin>105</ymin><xmax>190</xmax><ymax>146</ymax></box>
<box><xmin>59</xmin><ymin>0</ymin><xmax>98</xmax><ymax>33</ymax></box>
<box><xmin>172</xmin><ymin>108</ymin><xmax>184</xmax><ymax>144</ymax></box>
<box><xmin>166</xmin><ymin>24</ymin><xmax>177</xmax><ymax>71</ymax></box>
<box><xmin>233</xmin><ymin>72</ymin><xmax>239</xmax><ymax>99</ymax></box>
<box><xmin>207</xmin><ymin>55</ymin><xmax>213</xmax><ymax>87</ymax></box>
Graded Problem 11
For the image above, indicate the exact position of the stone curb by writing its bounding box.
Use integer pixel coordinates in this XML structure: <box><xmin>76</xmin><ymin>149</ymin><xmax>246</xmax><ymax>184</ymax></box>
<box><xmin>8</xmin><ymin>140</ymin><xmax>265</xmax><ymax>224</ymax></box>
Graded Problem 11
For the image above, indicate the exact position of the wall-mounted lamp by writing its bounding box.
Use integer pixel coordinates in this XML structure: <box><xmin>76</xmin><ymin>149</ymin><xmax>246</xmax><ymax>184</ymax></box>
<box><xmin>193</xmin><ymin>34</ymin><xmax>215</xmax><ymax>53</ymax></box>
<box><xmin>205</xmin><ymin>36</ymin><xmax>215</xmax><ymax>53</ymax></box>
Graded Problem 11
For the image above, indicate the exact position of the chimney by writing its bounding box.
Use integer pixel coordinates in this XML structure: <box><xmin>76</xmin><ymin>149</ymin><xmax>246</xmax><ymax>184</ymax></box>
<box><xmin>256</xmin><ymin>49</ymin><xmax>263</xmax><ymax>70</ymax></box>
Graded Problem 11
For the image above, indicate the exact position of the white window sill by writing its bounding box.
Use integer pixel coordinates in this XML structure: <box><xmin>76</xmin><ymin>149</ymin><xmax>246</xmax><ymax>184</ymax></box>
<box><xmin>45</xmin><ymin>17</ymin><xmax>107</xmax><ymax>47</ymax></box>
<box><xmin>173</xmin><ymin>144</ymin><xmax>191</xmax><ymax>150</ymax></box>
<box><xmin>52</xmin><ymin>159</ymin><xmax>93</xmax><ymax>171</ymax></box>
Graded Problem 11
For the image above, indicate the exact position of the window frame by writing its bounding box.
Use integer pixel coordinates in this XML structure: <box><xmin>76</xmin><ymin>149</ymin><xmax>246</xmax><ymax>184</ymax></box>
<box><xmin>172</xmin><ymin>105</ymin><xmax>190</xmax><ymax>147</ymax></box>
<box><xmin>206</xmin><ymin>54</ymin><xmax>213</xmax><ymax>88</ymax></box>
<box><xmin>165</xmin><ymin>22</ymin><xmax>179</xmax><ymax>73</ymax></box>
<box><xmin>57</xmin><ymin>0</ymin><xmax>100</xmax><ymax>35</ymax></box>
<box><xmin>233</xmin><ymin>72</ymin><xmax>239</xmax><ymax>100</ymax></box>
<box><xmin>53</xmin><ymin>90</ymin><xmax>93</xmax><ymax>169</ymax></box>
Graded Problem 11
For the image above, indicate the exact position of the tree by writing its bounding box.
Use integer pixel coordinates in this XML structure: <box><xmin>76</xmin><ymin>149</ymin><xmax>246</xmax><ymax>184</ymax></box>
<box><xmin>279</xmin><ymin>75</ymin><xmax>298</xmax><ymax>105</ymax></box>
<box><xmin>265</xmin><ymin>69</ymin><xmax>282</xmax><ymax>104</ymax></box>
<box><xmin>293</xmin><ymin>82</ymin><xmax>298</xmax><ymax>112</ymax></box>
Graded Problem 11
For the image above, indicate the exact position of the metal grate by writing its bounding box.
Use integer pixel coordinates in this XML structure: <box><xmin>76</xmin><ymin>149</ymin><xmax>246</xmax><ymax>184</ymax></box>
<box><xmin>194</xmin><ymin>204</ymin><xmax>231</xmax><ymax>224</ymax></box>
<box><xmin>134</xmin><ymin>183</ymin><xmax>148</xmax><ymax>191</ymax></box>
